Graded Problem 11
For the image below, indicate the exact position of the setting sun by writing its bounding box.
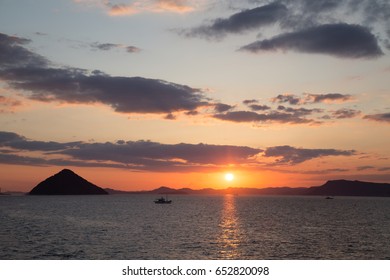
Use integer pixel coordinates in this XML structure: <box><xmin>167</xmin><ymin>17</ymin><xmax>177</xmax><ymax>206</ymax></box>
<box><xmin>224</xmin><ymin>173</ymin><xmax>235</xmax><ymax>182</ymax></box>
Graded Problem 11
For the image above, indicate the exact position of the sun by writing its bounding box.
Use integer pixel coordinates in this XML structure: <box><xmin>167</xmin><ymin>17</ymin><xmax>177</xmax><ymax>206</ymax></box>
<box><xmin>224</xmin><ymin>173</ymin><xmax>234</xmax><ymax>182</ymax></box>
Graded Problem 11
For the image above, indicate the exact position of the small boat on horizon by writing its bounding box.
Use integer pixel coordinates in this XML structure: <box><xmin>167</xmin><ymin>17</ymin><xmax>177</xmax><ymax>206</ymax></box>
<box><xmin>325</xmin><ymin>196</ymin><xmax>334</xmax><ymax>199</ymax></box>
<box><xmin>154</xmin><ymin>196</ymin><xmax>172</xmax><ymax>204</ymax></box>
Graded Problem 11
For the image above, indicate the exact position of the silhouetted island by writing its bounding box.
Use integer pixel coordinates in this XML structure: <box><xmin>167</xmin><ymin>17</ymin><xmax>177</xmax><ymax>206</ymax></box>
<box><xmin>29</xmin><ymin>169</ymin><xmax>108</xmax><ymax>195</ymax></box>
<box><xmin>305</xmin><ymin>180</ymin><xmax>390</xmax><ymax>197</ymax></box>
<box><xmin>107</xmin><ymin>180</ymin><xmax>390</xmax><ymax>197</ymax></box>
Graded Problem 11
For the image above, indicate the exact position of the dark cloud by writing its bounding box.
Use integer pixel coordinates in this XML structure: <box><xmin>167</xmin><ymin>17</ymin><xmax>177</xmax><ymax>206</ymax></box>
<box><xmin>304</xmin><ymin>93</ymin><xmax>353</xmax><ymax>103</ymax></box>
<box><xmin>271</xmin><ymin>94</ymin><xmax>301</xmax><ymax>105</ymax></box>
<box><xmin>279</xmin><ymin>0</ymin><xmax>342</xmax><ymax>29</ymax></box>
<box><xmin>0</xmin><ymin>131</ymin><xmax>81</xmax><ymax>151</ymax></box>
<box><xmin>214</xmin><ymin>103</ymin><xmax>235</xmax><ymax>113</ymax></box>
<box><xmin>180</xmin><ymin>0</ymin><xmax>390</xmax><ymax>57</ymax></box>
<box><xmin>357</xmin><ymin>165</ymin><xmax>375</xmax><ymax>171</ymax></box>
<box><xmin>180</xmin><ymin>2</ymin><xmax>287</xmax><ymax>39</ymax></box>
<box><xmin>0</xmin><ymin>131</ymin><xmax>361</xmax><ymax>171</ymax></box>
<box><xmin>277</xmin><ymin>105</ymin><xmax>323</xmax><ymax>117</ymax></box>
<box><xmin>0</xmin><ymin>32</ymin><xmax>212</xmax><ymax>116</ymax></box>
<box><xmin>91</xmin><ymin>43</ymin><xmax>119</xmax><ymax>51</ymax></box>
<box><xmin>0</xmin><ymin>153</ymin><xmax>126</xmax><ymax>169</ymax></box>
<box><xmin>213</xmin><ymin>110</ymin><xmax>314</xmax><ymax>124</ymax></box>
<box><xmin>300</xmin><ymin>168</ymin><xmax>349</xmax><ymax>175</ymax></box>
<box><xmin>0</xmin><ymin>131</ymin><xmax>23</xmax><ymax>143</ymax></box>
<box><xmin>363</xmin><ymin>113</ymin><xmax>390</xmax><ymax>123</ymax></box>
<box><xmin>331</xmin><ymin>108</ymin><xmax>361</xmax><ymax>119</ymax></box>
<box><xmin>242</xmin><ymin>99</ymin><xmax>258</xmax><ymax>105</ymax></box>
<box><xmin>126</xmin><ymin>46</ymin><xmax>141</xmax><ymax>53</ymax></box>
<box><xmin>240</xmin><ymin>23</ymin><xmax>383</xmax><ymax>58</ymax></box>
<box><xmin>0</xmin><ymin>33</ymin><xmax>48</xmax><ymax>68</ymax></box>
<box><xmin>271</xmin><ymin>93</ymin><xmax>353</xmax><ymax>105</ymax></box>
<box><xmin>263</xmin><ymin>145</ymin><xmax>356</xmax><ymax>164</ymax></box>
<box><xmin>63</xmin><ymin>141</ymin><xmax>262</xmax><ymax>166</ymax></box>
<box><xmin>248</xmin><ymin>104</ymin><xmax>271</xmax><ymax>111</ymax></box>
<box><xmin>91</xmin><ymin>42</ymin><xmax>141</xmax><ymax>53</ymax></box>
<box><xmin>242</xmin><ymin>99</ymin><xmax>271</xmax><ymax>110</ymax></box>
<box><xmin>0</xmin><ymin>131</ymin><xmax>263</xmax><ymax>172</ymax></box>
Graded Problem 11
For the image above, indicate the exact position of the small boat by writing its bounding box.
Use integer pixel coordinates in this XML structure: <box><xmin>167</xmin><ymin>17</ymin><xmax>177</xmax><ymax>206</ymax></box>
<box><xmin>325</xmin><ymin>196</ymin><xmax>334</xmax><ymax>199</ymax></box>
<box><xmin>154</xmin><ymin>196</ymin><xmax>172</xmax><ymax>204</ymax></box>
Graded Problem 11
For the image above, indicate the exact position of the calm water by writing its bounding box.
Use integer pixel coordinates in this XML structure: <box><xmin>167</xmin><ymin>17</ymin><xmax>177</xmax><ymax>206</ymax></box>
<box><xmin>1</xmin><ymin>195</ymin><xmax>390</xmax><ymax>259</ymax></box>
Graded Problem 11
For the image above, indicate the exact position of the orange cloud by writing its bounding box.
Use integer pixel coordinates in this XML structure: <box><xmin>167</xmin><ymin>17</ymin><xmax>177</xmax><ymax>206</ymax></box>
<box><xmin>108</xmin><ymin>3</ymin><xmax>138</xmax><ymax>16</ymax></box>
<box><xmin>74</xmin><ymin>0</ymin><xmax>195</xmax><ymax>16</ymax></box>
<box><xmin>0</xmin><ymin>95</ymin><xmax>23</xmax><ymax>113</ymax></box>
<box><xmin>154</xmin><ymin>0</ymin><xmax>193</xmax><ymax>13</ymax></box>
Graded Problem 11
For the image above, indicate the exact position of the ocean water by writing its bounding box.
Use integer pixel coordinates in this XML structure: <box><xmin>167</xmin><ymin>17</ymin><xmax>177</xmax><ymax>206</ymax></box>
<box><xmin>1</xmin><ymin>194</ymin><xmax>390</xmax><ymax>259</ymax></box>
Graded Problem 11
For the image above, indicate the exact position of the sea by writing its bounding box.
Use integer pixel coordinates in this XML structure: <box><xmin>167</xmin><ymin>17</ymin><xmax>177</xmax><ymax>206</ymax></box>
<box><xmin>1</xmin><ymin>194</ymin><xmax>390</xmax><ymax>259</ymax></box>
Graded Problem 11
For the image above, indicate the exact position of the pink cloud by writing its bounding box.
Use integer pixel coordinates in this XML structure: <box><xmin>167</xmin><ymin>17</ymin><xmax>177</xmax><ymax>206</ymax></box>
<box><xmin>0</xmin><ymin>95</ymin><xmax>23</xmax><ymax>113</ymax></box>
<box><xmin>74</xmin><ymin>0</ymin><xmax>195</xmax><ymax>16</ymax></box>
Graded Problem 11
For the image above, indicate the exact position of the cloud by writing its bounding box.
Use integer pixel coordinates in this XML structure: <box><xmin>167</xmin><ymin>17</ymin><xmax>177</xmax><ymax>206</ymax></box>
<box><xmin>357</xmin><ymin>165</ymin><xmax>375</xmax><ymax>171</ymax></box>
<box><xmin>0</xmin><ymin>32</ymin><xmax>213</xmax><ymax>116</ymax></box>
<box><xmin>242</xmin><ymin>99</ymin><xmax>271</xmax><ymax>111</ymax></box>
<box><xmin>271</xmin><ymin>93</ymin><xmax>353</xmax><ymax>105</ymax></box>
<box><xmin>155</xmin><ymin>0</ymin><xmax>194</xmax><ymax>13</ymax></box>
<box><xmin>240</xmin><ymin>23</ymin><xmax>383</xmax><ymax>59</ymax></box>
<box><xmin>63</xmin><ymin>141</ymin><xmax>262</xmax><ymax>166</ymax></box>
<box><xmin>0</xmin><ymin>131</ymin><xmax>263</xmax><ymax>172</ymax></box>
<box><xmin>330</xmin><ymin>108</ymin><xmax>361</xmax><ymax>119</ymax></box>
<box><xmin>304</xmin><ymin>93</ymin><xmax>353</xmax><ymax>104</ymax></box>
<box><xmin>0</xmin><ymin>131</ymin><xmax>81</xmax><ymax>151</ymax></box>
<box><xmin>106</xmin><ymin>2</ymin><xmax>138</xmax><ymax>16</ymax></box>
<box><xmin>213</xmin><ymin>110</ymin><xmax>314</xmax><ymax>124</ymax></box>
<box><xmin>0</xmin><ymin>131</ymin><xmax>23</xmax><ymax>143</ymax></box>
<box><xmin>271</xmin><ymin>94</ymin><xmax>301</xmax><ymax>105</ymax></box>
<box><xmin>126</xmin><ymin>46</ymin><xmax>141</xmax><ymax>53</ymax></box>
<box><xmin>0</xmin><ymin>152</ymin><xmax>126</xmax><ymax>169</ymax></box>
<box><xmin>214</xmin><ymin>103</ymin><xmax>235</xmax><ymax>113</ymax></box>
<box><xmin>248</xmin><ymin>104</ymin><xmax>271</xmax><ymax>111</ymax></box>
<box><xmin>242</xmin><ymin>99</ymin><xmax>258</xmax><ymax>105</ymax></box>
<box><xmin>91</xmin><ymin>42</ymin><xmax>119</xmax><ymax>51</ymax></box>
<box><xmin>0</xmin><ymin>131</ymin><xmax>359</xmax><ymax>171</ymax></box>
<box><xmin>91</xmin><ymin>42</ymin><xmax>141</xmax><ymax>53</ymax></box>
<box><xmin>276</xmin><ymin>105</ymin><xmax>323</xmax><ymax>117</ymax></box>
<box><xmin>0</xmin><ymin>95</ymin><xmax>23</xmax><ymax>113</ymax></box>
<box><xmin>180</xmin><ymin>2</ymin><xmax>287</xmax><ymax>39</ymax></box>
<box><xmin>363</xmin><ymin>113</ymin><xmax>390</xmax><ymax>123</ymax></box>
<box><xmin>75</xmin><ymin>0</ymin><xmax>195</xmax><ymax>16</ymax></box>
<box><xmin>0</xmin><ymin>33</ymin><xmax>48</xmax><ymax>68</ymax></box>
<box><xmin>263</xmin><ymin>145</ymin><xmax>356</xmax><ymax>165</ymax></box>
<box><xmin>179</xmin><ymin>0</ymin><xmax>390</xmax><ymax>58</ymax></box>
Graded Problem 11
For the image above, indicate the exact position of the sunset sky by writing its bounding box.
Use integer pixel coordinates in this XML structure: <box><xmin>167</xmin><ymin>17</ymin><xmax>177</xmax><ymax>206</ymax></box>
<box><xmin>0</xmin><ymin>0</ymin><xmax>389</xmax><ymax>192</ymax></box>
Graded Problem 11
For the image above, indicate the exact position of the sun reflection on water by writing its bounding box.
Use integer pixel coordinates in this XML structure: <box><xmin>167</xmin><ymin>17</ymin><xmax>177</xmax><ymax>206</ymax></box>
<box><xmin>217</xmin><ymin>194</ymin><xmax>243</xmax><ymax>259</ymax></box>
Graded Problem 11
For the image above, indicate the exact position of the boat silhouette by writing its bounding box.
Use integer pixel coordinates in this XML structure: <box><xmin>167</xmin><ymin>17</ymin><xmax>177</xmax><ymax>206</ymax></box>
<box><xmin>154</xmin><ymin>196</ymin><xmax>172</xmax><ymax>204</ymax></box>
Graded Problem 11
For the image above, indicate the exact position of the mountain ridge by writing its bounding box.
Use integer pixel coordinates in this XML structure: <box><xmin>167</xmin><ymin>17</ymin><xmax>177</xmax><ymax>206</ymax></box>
<box><xmin>105</xmin><ymin>179</ymin><xmax>390</xmax><ymax>197</ymax></box>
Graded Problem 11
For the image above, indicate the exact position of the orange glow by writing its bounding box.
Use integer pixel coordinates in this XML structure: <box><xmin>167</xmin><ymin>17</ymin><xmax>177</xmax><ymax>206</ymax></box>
<box><xmin>224</xmin><ymin>173</ymin><xmax>234</xmax><ymax>182</ymax></box>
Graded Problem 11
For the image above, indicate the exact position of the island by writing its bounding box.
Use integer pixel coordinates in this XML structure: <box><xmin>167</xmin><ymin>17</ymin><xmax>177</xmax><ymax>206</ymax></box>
<box><xmin>29</xmin><ymin>169</ymin><xmax>108</xmax><ymax>195</ymax></box>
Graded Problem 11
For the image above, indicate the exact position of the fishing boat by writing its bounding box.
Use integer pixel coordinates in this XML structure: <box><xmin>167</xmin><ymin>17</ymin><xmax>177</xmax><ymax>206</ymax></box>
<box><xmin>154</xmin><ymin>196</ymin><xmax>172</xmax><ymax>204</ymax></box>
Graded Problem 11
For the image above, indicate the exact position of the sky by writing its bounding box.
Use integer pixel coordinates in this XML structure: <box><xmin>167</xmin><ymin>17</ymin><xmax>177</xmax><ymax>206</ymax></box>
<box><xmin>0</xmin><ymin>0</ymin><xmax>389</xmax><ymax>192</ymax></box>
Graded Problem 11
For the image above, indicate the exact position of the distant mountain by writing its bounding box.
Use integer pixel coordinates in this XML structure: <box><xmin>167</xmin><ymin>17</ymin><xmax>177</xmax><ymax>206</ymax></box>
<box><xmin>29</xmin><ymin>169</ymin><xmax>108</xmax><ymax>195</ymax></box>
<box><xmin>106</xmin><ymin>186</ymin><xmax>187</xmax><ymax>195</ymax></box>
<box><xmin>107</xmin><ymin>179</ymin><xmax>390</xmax><ymax>197</ymax></box>
<box><xmin>306</xmin><ymin>180</ymin><xmax>390</xmax><ymax>197</ymax></box>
